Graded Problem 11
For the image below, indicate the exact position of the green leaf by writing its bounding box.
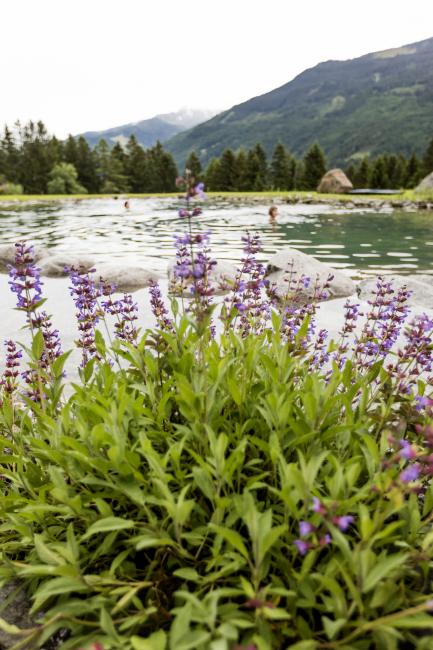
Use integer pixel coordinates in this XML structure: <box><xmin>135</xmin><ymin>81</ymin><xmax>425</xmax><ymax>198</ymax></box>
<box><xmin>132</xmin><ymin>631</ymin><xmax>167</xmax><ymax>650</ymax></box>
<box><xmin>81</xmin><ymin>517</ymin><xmax>135</xmax><ymax>540</ymax></box>
<box><xmin>363</xmin><ymin>554</ymin><xmax>408</xmax><ymax>593</ymax></box>
<box><xmin>322</xmin><ymin>616</ymin><xmax>347</xmax><ymax>640</ymax></box>
<box><xmin>210</xmin><ymin>525</ymin><xmax>249</xmax><ymax>559</ymax></box>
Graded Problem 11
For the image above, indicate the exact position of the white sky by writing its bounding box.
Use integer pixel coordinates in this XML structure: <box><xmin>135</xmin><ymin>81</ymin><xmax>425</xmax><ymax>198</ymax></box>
<box><xmin>2</xmin><ymin>0</ymin><xmax>433</xmax><ymax>138</ymax></box>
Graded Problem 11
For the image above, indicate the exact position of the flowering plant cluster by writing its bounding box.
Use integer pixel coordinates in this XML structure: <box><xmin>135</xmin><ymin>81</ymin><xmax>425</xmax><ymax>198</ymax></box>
<box><xmin>1</xmin><ymin>195</ymin><xmax>433</xmax><ymax>649</ymax></box>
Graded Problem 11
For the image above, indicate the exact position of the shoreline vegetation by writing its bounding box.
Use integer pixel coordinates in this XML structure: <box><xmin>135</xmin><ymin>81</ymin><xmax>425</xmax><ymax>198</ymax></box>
<box><xmin>0</xmin><ymin>189</ymin><xmax>433</xmax><ymax>207</ymax></box>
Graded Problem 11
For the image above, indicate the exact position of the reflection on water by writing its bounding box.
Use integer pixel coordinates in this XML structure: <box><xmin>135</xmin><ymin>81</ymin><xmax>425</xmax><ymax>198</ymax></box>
<box><xmin>1</xmin><ymin>197</ymin><xmax>433</xmax><ymax>278</ymax></box>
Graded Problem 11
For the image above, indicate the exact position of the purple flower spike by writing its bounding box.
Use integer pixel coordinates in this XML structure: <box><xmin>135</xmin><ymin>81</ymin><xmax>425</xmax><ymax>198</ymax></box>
<box><xmin>178</xmin><ymin>209</ymin><xmax>190</xmax><ymax>218</ymax></box>
<box><xmin>294</xmin><ymin>539</ymin><xmax>310</xmax><ymax>555</ymax></box>
<box><xmin>400</xmin><ymin>464</ymin><xmax>420</xmax><ymax>483</ymax></box>
<box><xmin>299</xmin><ymin>521</ymin><xmax>314</xmax><ymax>537</ymax></box>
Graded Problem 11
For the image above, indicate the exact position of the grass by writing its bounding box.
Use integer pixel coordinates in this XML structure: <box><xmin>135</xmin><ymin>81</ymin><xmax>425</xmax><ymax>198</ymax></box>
<box><xmin>0</xmin><ymin>190</ymin><xmax>432</xmax><ymax>202</ymax></box>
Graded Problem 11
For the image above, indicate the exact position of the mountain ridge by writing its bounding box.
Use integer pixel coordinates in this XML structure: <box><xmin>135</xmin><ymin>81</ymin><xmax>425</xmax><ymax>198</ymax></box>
<box><xmin>76</xmin><ymin>108</ymin><xmax>219</xmax><ymax>149</ymax></box>
<box><xmin>165</xmin><ymin>36</ymin><xmax>433</xmax><ymax>167</ymax></box>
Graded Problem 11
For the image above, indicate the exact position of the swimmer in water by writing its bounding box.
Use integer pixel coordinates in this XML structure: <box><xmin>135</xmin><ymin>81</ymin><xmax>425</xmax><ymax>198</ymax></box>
<box><xmin>124</xmin><ymin>200</ymin><xmax>130</xmax><ymax>209</ymax></box>
<box><xmin>268</xmin><ymin>205</ymin><xmax>278</xmax><ymax>224</ymax></box>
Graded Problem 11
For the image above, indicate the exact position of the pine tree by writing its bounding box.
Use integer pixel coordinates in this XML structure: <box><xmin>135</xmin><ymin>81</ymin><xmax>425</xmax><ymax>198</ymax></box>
<box><xmin>370</xmin><ymin>156</ymin><xmax>389</xmax><ymax>188</ymax></box>
<box><xmin>271</xmin><ymin>143</ymin><xmax>291</xmax><ymax>190</ymax></box>
<box><xmin>405</xmin><ymin>153</ymin><xmax>422</xmax><ymax>188</ymax></box>
<box><xmin>75</xmin><ymin>137</ymin><xmax>99</xmax><ymax>192</ymax></box>
<box><xmin>149</xmin><ymin>141</ymin><xmax>177</xmax><ymax>192</ymax></box>
<box><xmin>303</xmin><ymin>143</ymin><xmax>326</xmax><ymax>190</ymax></box>
<box><xmin>214</xmin><ymin>148</ymin><xmax>237</xmax><ymax>190</ymax></box>
<box><xmin>205</xmin><ymin>158</ymin><xmax>222</xmax><ymax>191</ymax></box>
<box><xmin>235</xmin><ymin>149</ymin><xmax>248</xmax><ymax>191</ymax></box>
<box><xmin>0</xmin><ymin>126</ymin><xmax>21</xmax><ymax>183</ymax></box>
<box><xmin>353</xmin><ymin>157</ymin><xmax>370</xmax><ymax>188</ymax></box>
<box><xmin>125</xmin><ymin>135</ymin><xmax>152</xmax><ymax>192</ymax></box>
<box><xmin>185</xmin><ymin>151</ymin><xmax>202</xmax><ymax>182</ymax></box>
<box><xmin>253</xmin><ymin>144</ymin><xmax>269</xmax><ymax>189</ymax></box>
<box><xmin>422</xmin><ymin>136</ymin><xmax>433</xmax><ymax>176</ymax></box>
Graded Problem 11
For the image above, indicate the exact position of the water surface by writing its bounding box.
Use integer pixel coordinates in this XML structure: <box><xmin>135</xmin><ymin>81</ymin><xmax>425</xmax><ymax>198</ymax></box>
<box><xmin>1</xmin><ymin>197</ymin><xmax>433</xmax><ymax>278</ymax></box>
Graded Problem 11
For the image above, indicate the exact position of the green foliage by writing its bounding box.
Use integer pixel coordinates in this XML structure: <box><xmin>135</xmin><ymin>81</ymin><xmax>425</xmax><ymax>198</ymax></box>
<box><xmin>1</xmin><ymin>319</ymin><xmax>433</xmax><ymax>648</ymax></box>
<box><xmin>47</xmin><ymin>162</ymin><xmax>87</xmax><ymax>195</ymax></box>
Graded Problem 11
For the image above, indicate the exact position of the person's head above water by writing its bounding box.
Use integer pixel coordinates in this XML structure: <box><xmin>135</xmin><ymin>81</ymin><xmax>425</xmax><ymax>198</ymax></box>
<box><xmin>268</xmin><ymin>205</ymin><xmax>278</xmax><ymax>221</ymax></box>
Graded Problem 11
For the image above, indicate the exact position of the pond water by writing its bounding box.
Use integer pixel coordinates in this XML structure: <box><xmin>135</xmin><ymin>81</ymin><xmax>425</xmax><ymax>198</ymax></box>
<box><xmin>1</xmin><ymin>197</ymin><xmax>433</xmax><ymax>278</ymax></box>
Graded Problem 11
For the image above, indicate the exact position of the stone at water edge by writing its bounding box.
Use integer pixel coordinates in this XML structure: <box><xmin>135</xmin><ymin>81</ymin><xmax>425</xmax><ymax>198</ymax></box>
<box><xmin>0</xmin><ymin>244</ymin><xmax>48</xmax><ymax>273</ymax></box>
<box><xmin>415</xmin><ymin>171</ymin><xmax>433</xmax><ymax>193</ymax></box>
<box><xmin>358</xmin><ymin>275</ymin><xmax>433</xmax><ymax>309</ymax></box>
<box><xmin>317</xmin><ymin>169</ymin><xmax>353</xmax><ymax>194</ymax></box>
<box><xmin>96</xmin><ymin>264</ymin><xmax>160</xmax><ymax>293</ymax></box>
<box><xmin>167</xmin><ymin>259</ymin><xmax>238</xmax><ymax>296</ymax></box>
<box><xmin>38</xmin><ymin>254</ymin><xmax>96</xmax><ymax>277</ymax></box>
<box><xmin>265</xmin><ymin>248</ymin><xmax>356</xmax><ymax>301</ymax></box>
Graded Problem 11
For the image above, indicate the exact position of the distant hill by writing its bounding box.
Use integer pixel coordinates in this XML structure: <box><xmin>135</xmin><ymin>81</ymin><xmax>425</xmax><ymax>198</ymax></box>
<box><xmin>76</xmin><ymin>108</ymin><xmax>219</xmax><ymax>149</ymax></box>
<box><xmin>165</xmin><ymin>37</ymin><xmax>433</xmax><ymax>167</ymax></box>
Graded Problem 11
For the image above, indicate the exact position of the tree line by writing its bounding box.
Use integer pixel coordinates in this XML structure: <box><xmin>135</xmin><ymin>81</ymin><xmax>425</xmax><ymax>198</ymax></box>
<box><xmin>0</xmin><ymin>120</ymin><xmax>432</xmax><ymax>195</ymax></box>
<box><xmin>0</xmin><ymin>121</ymin><xmax>178</xmax><ymax>194</ymax></box>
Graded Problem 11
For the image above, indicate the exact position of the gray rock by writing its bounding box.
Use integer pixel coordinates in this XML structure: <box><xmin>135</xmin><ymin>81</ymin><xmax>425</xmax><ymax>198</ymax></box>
<box><xmin>358</xmin><ymin>275</ymin><xmax>433</xmax><ymax>309</ymax></box>
<box><xmin>0</xmin><ymin>244</ymin><xmax>48</xmax><ymax>273</ymax></box>
<box><xmin>96</xmin><ymin>264</ymin><xmax>160</xmax><ymax>293</ymax></box>
<box><xmin>0</xmin><ymin>580</ymin><xmax>34</xmax><ymax>649</ymax></box>
<box><xmin>415</xmin><ymin>172</ymin><xmax>433</xmax><ymax>193</ymax></box>
<box><xmin>167</xmin><ymin>259</ymin><xmax>238</xmax><ymax>296</ymax></box>
<box><xmin>265</xmin><ymin>248</ymin><xmax>356</xmax><ymax>301</ymax></box>
<box><xmin>38</xmin><ymin>254</ymin><xmax>95</xmax><ymax>277</ymax></box>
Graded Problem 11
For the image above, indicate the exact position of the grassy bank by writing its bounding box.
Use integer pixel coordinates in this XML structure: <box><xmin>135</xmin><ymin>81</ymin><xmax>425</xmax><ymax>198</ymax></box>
<box><xmin>0</xmin><ymin>189</ymin><xmax>432</xmax><ymax>203</ymax></box>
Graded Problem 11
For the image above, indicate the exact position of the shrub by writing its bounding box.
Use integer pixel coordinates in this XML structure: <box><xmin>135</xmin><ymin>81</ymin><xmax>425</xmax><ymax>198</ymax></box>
<box><xmin>0</xmin><ymin>181</ymin><xmax>24</xmax><ymax>195</ymax></box>
<box><xmin>1</xmin><ymin>177</ymin><xmax>433</xmax><ymax>649</ymax></box>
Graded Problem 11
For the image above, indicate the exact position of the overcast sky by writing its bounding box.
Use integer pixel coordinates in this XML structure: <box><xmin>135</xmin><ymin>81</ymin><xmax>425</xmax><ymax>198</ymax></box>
<box><xmin>2</xmin><ymin>0</ymin><xmax>433</xmax><ymax>137</ymax></box>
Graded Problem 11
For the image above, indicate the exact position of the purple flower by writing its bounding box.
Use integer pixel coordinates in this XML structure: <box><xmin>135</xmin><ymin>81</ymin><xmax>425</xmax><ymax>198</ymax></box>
<box><xmin>149</xmin><ymin>282</ymin><xmax>173</xmax><ymax>332</ymax></box>
<box><xmin>8</xmin><ymin>242</ymin><xmax>43</xmax><ymax>317</ymax></box>
<box><xmin>400</xmin><ymin>464</ymin><xmax>420</xmax><ymax>483</ymax></box>
<box><xmin>319</xmin><ymin>534</ymin><xmax>332</xmax><ymax>547</ymax></box>
<box><xmin>192</xmin><ymin>207</ymin><xmax>202</xmax><ymax>217</ymax></box>
<box><xmin>294</xmin><ymin>539</ymin><xmax>310</xmax><ymax>555</ymax></box>
<box><xmin>178</xmin><ymin>208</ymin><xmax>190</xmax><ymax>218</ymax></box>
<box><xmin>398</xmin><ymin>440</ymin><xmax>417</xmax><ymax>460</ymax></box>
<box><xmin>312</xmin><ymin>497</ymin><xmax>326</xmax><ymax>514</ymax></box>
<box><xmin>333</xmin><ymin>515</ymin><xmax>354</xmax><ymax>531</ymax></box>
<box><xmin>415</xmin><ymin>395</ymin><xmax>433</xmax><ymax>411</ymax></box>
<box><xmin>0</xmin><ymin>339</ymin><xmax>22</xmax><ymax>397</ymax></box>
<box><xmin>299</xmin><ymin>520</ymin><xmax>314</xmax><ymax>537</ymax></box>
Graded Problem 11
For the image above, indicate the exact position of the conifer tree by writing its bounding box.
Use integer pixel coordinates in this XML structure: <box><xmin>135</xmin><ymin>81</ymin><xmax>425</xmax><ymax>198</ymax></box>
<box><xmin>353</xmin><ymin>157</ymin><xmax>370</xmax><ymax>189</ymax></box>
<box><xmin>185</xmin><ymin>151</ymin><xmax>202</xmax><ymax>181</ymax></box>
<box><xmin>205</xmin><ymin>158</ymin><xmax>222</xmax><ymax>191</ymax></box>
<box><xmin>370</xmin><ymin>156</ymin><xmax>389</xmax><ymax>188</ymax></box>
<box><xmin>235</xmin><ymin>149</ymin><xmax>248</xmax><ymax>191</ymax></box>
<box><xmin>422</xmin><ymin>136</ymin><xmax>433</xmax><ymax>176</ymax></box>
<box><xmin>271</xmin><ymin>143</ymin><xmax>291</xmax><ymax>190</ymax></box>
<box><xmin>125</xmin><ymin>135</ymin><xmax>152</xmax><ymax>192</ymax></box>
<box><xmin>253</xmin><ymin>144</ymin><xmax>269</xmax><ymax>189</ymax></box>
<box><xmin>214</xmin><ymin>148</ymin><xmax>237</xmax><ymax>190</ymax></box>
<box><xmin>405</xmin><ymin>153</ymin><xmax>422</xmax><ymax>188</ymax></box>
<box><xmin>303</xmin><ymin>143</ymin><xmax>326</xmax><ymax>190</ymax></box>
<box><xmin>75</xmin><ymin>137</ymin><xmax>99</xmax><ymax>192</ymax></box>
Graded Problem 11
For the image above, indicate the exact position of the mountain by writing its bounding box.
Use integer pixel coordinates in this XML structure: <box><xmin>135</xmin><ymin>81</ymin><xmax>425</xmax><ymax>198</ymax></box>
<box><xmin>76</xmin><ymin>108</ymin><xmax>218</xmax><ymax>149</ymax></box>
<box><xmin>165</xmin><ymin>37</ymin><xmax>433</xmax><ymax>167</ymax></box>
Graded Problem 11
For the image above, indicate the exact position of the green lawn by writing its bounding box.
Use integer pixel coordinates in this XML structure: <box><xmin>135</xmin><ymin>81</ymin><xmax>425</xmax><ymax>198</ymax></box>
<box><xmin>0</xmin><ymin>190</ymin><xmax>431</xmax><ymax>202</ymax></box>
